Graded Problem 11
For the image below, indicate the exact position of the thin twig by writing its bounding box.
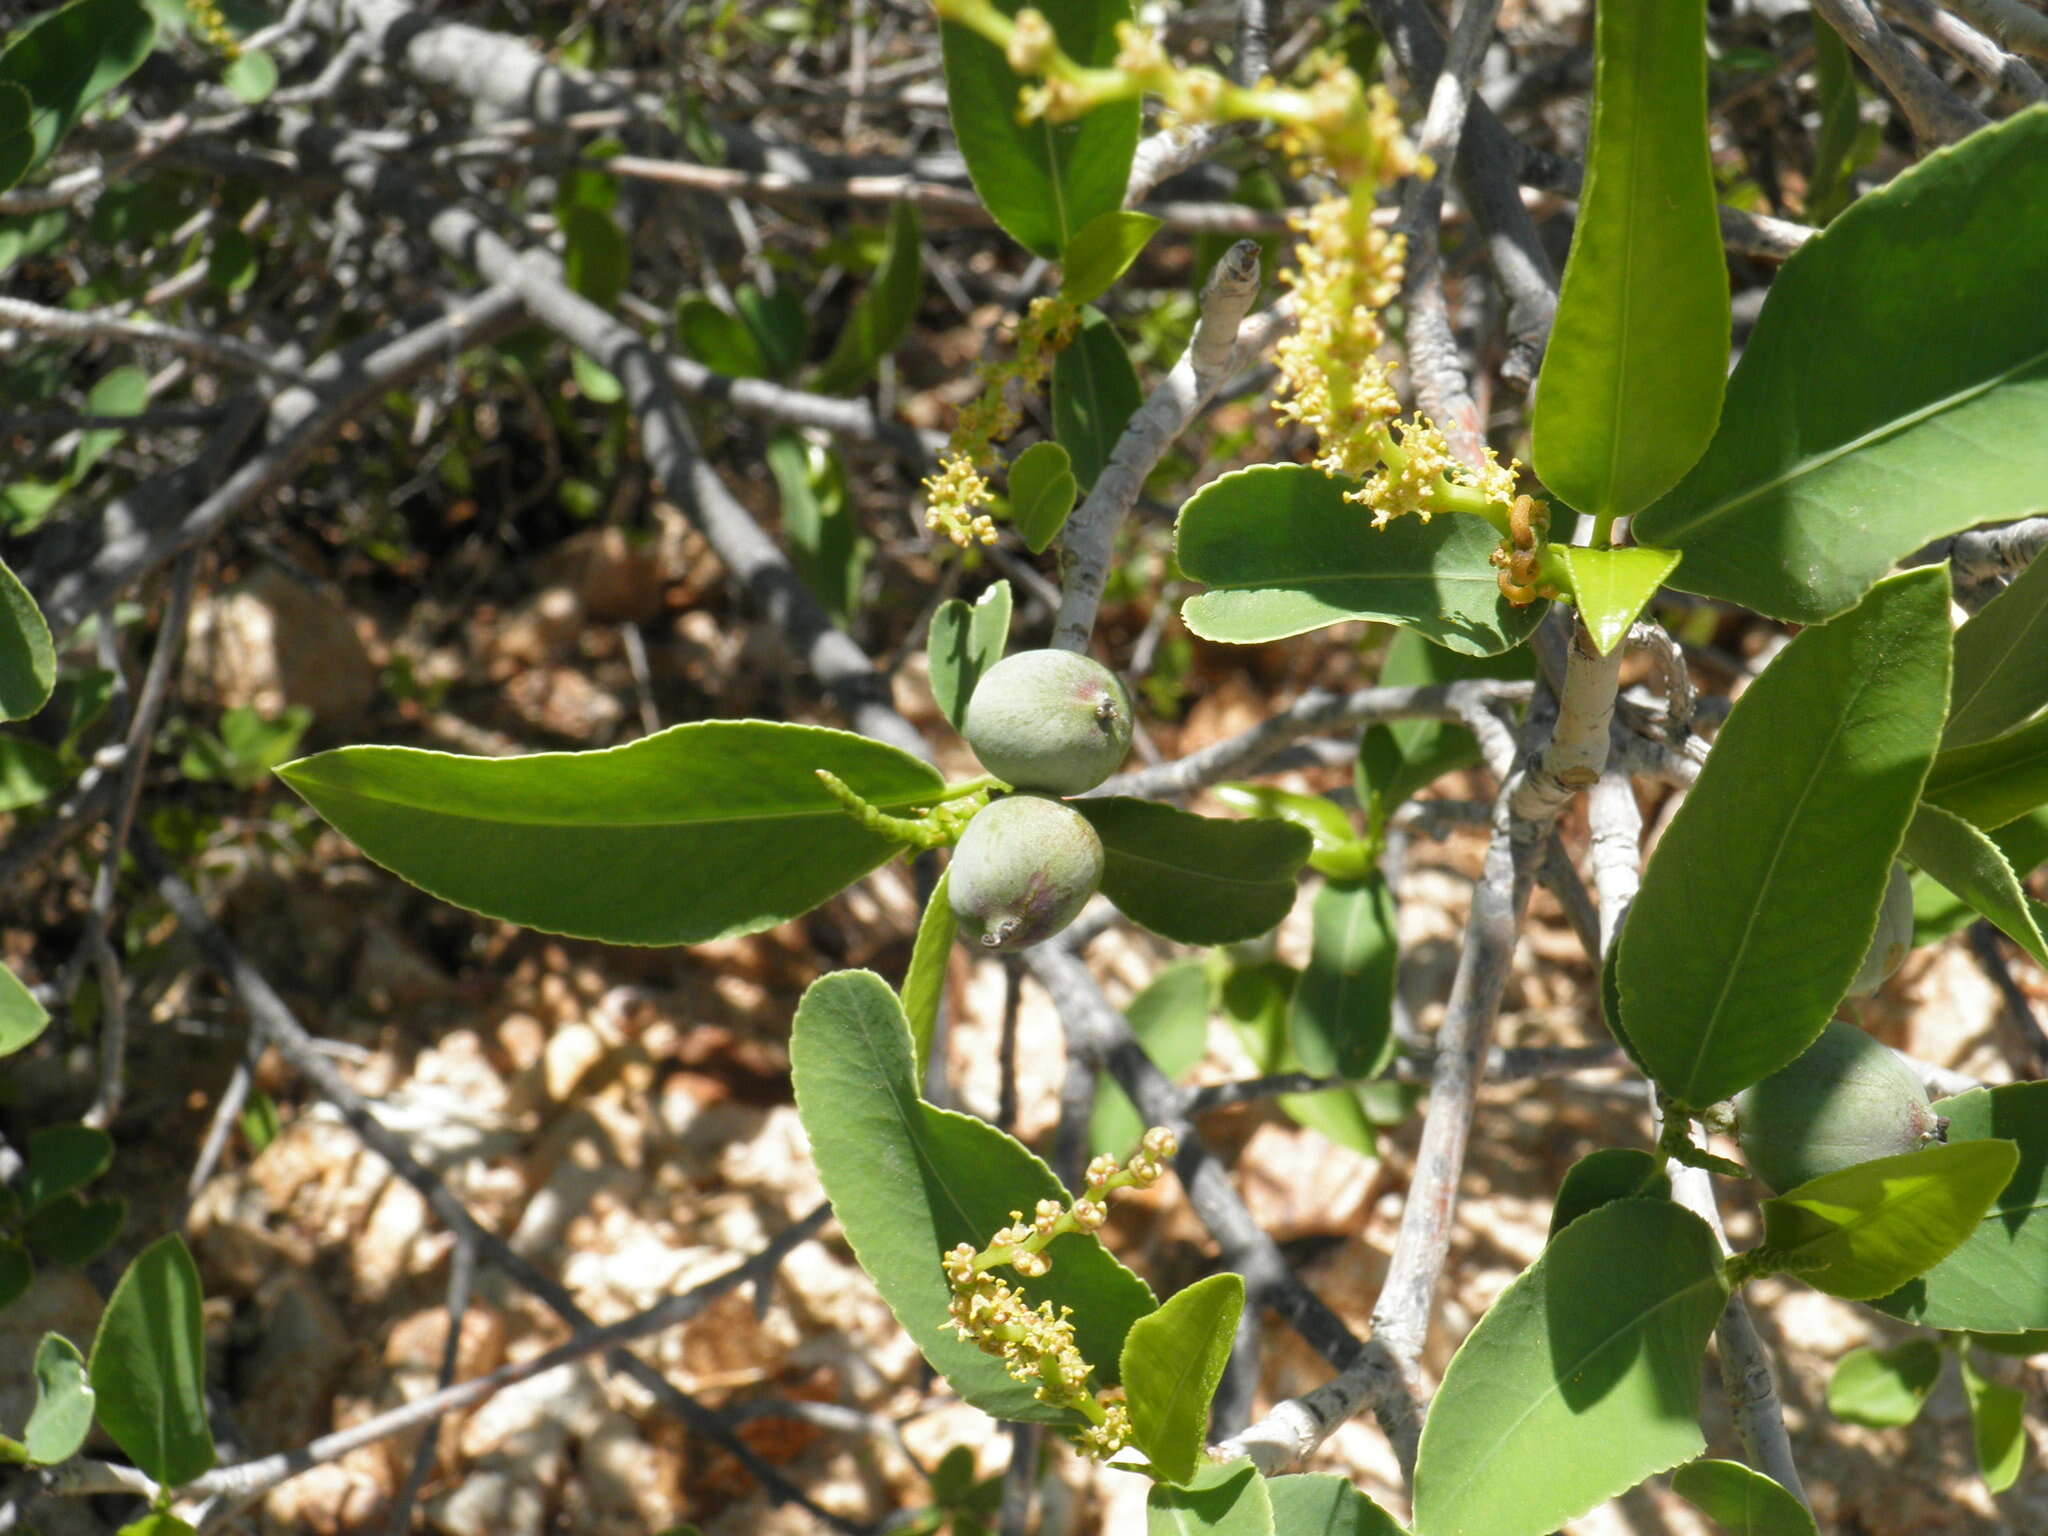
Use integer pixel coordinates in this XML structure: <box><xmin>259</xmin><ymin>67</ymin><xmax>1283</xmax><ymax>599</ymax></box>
<box><xmin>1881</xmin><ymin>0</ymin><xmax>2048</xmax><ymax>102</ymax></box>
<box><xmin>1812</xmin><ymin>0</ymin><xmax>1990</xmax><ymax>144</ymax></box>
<box><xmin>0</xmin><ymin>296</ymin><xmax>310</xmax><ymax>382</ymax></box>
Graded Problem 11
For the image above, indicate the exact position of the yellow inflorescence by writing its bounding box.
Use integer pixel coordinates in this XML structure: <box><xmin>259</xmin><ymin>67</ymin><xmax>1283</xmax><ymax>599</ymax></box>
<box><xmin>186</xmin><ymin>0</ymin><xmax>241</xmax><ymax>58</ymax></box>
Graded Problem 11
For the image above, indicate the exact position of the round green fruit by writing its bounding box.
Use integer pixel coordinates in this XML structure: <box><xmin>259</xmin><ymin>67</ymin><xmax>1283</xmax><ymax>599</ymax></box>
<box><xmin>962</xmin><ymin>649</ymin><xmax>1132</xmax><ymax>796</ymax></box>
<box><xmin>1846</xmin><ymin>860</ymin><xmax>1915</xmax><ymax>999</ymax></box>
<box><xmin>948</xmin><ymin>794</ymin><xmax>1104</xmax><ymax>952</ymax></box>
<box><xmin>1734</xmin><ymin>1019</ymin><xmax>1944</xmax><ymax>1194</ymax></box>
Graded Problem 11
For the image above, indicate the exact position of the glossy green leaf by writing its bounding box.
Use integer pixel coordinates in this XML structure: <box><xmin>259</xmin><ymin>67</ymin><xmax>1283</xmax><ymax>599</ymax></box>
<box><xmin>0</xmin><ymin>1241</ymin><xmax>30</xmax><ymax>1310</ymax></box>
<box><xmin>1960</xmin><ymin>1353</ymin><xmax>2026</xmax><ymax>1492</ymax></box>
<box><xmin>1530</xmin><ymin>0</ymin><xmax>1725</xmax><ymax>521</ymax></box>
<box><xmin>1910</xmin><ymin>805</ymin><xmax>2048</xmax><ymax>943</ymax></box>
<box><xmin>25</xmin><ymin>1195</ymin><xmax>125</xmax><ymax>1266</ymax></box>
<box><xmin>815</xmin><ymin>202</ymin><xmax>922</xmax><ymax>394</ymax></box>
<box><xmin>0</xmin><ymin>961</ymin><xmax>48</xmax><ymax>1056</ymax></box>
<box><xmin>1358</xmin><ymin>626</ymin><xmax>1535</xmax><ymax>814</ymax></box>
<box><xmin>1970</xmin><ymin>1328</ymin><xmax>2048</xmax><ymax>1357</ymax></box>
<box><xmin>939</xmin><ymin>0</ymin><xmax>1139</xmax><ymax>260</ymax></box>
<box><xmin>1807</xmin><ymin>19</ymin><xmax>1861</xmax><ymax>222</ymax></box>
<box><xmin>1289</xmin><ymin>875</ymin><xmax>1397</xmax><ymax>1079</ymax></box>
<box><xmin>1264</xmin><ymin>1475</ymin><xmax>1406</xmax><ymax>1536</ymax></box>
<box><xmin>1222</xmin><ymin>962</ymin><xmax>1377</xmax><ymax>1157</ymax></box>
<box><xmin>736</xmin><ymin>287</ymin><xmax>809</xmax><ymax>381</ymax></box>
<box><xmin>1147</xmin><ymin>1458</ymin><xmax>1273</xmax><ymax>1536</ymax></box>
<box><xmin>0</xmin><ymin>0</ymin><xmax>155</xmax><ymax>176</ymax></box>
<box><xmin>901</xmin><ymin>868</ymin><xmax>954</xmax><ymax>1094</ymax></box>
<box><xmin>1091</xmin><ymin>961</ymin><xmax>1212</xmax><ymax>1160</ymax></box>
<box><xmin>23</xmin><ymin>1124</ymin><xmax>111</xmax><ymax>1211</ymax></box>
<box><xmin>1617</xmin><ymin>567</ymin><xmax>1949</xmax><ymax>1108</ymax></box>
<box><xmin>1008</xmin><ymin>440</ymin><xmax>1077</xmax><ymax>556</ymax></box>
<box><xmin>1873</xmin><ymin>1081</ymin><xmax>2048</xmax><ymax>1332</ymax></box>
<box><xmin>1945</xmin><ymin>548</ymin><xmax>2048</xmax><ymax>749</ymax></box>
<box><xmin>22</xmin><ymin>1333</ymin><xmax>94</xmax><ymax>1466</ymax></box>
<box><xmin>789</xmin><ymin>971</ymin><xmax>1155</xmax><ymax>1421</ymax></box>
<box><xmin>675</xmin><ymin>294</ymin><xmax>765</xmax><ymax>377</ymax></box>
<box><xmin>1902</xmin><ymin>802</ymin><xmax>2048</xmax><ymax>966</ymax></box>
<box><xmin>769</xmin><ymin>431</ymin><xmax>866</xmax><ymax>623</ymax></box>
<box><xmin>1923</xmin><ymin>713</ymin><xmax>2048</xmax><ymax>832</ymax></box>
<box><xmin>1753</xmin><ymin>1140</ymin><xmax>2020</xmax><ymax>1300</ymax></box>
<box><xmin>1177</xmin><ymin>466</ymin><xmax>1548</xmax><ymax>658</ymax></box>
<box><xmin>1548</xmin><ymin>1148</ymin><xmax>1671</xmax><ymax>1239</ymax></box>
<box><xmin>1669</xmin><ymin>1459</ymin><xmax>1817</xmax><ymax>1536</ymax></box>
<box><xmin>1635</xmin><ymin>109</ymin><xmax>2048</xmax><ymax>621</ymax></box>
<box><xmin>88</xmin><ymin>1233</ymin><xmax>216</xmax><ymax>1488</ymax></box>
<box><xmin>1052</xmin><ymin>310</ymin><xmax>1141</xmax><ymax>492</ymax></box>
<box><xmin>1074</xmin><ymin>798</ymin><xmax>1308</xmax><ymax>946</ymax></box>
<box><xmin>1211</xmin><ymin>784</ymin><xmax>1366</xmax><ymax>879</ymax></box>
<box><xmin>0</xmin><ymin>82</ymin><xmax>30</xmax><ymax>192</ymax></box>
<box><xmin>0</xmin><ymin>557</ymin><xmax>55</xmax><ymax>723</ymax></box>
<box><xmin>1413</xmin><ymin>1199</ymin><xmax>1728</xmax><ymax>1536</ymax></box>
<box><xmin>222</xmin><ymin>47</ymin><xmax>277</xmax><ymax>104</ymax></box>
<box><xmin>1060</xmin><ymin>210</ymin><xmax>1162</xmax><ymax>306</ymax></box>
<box><xmin>1553</xmin><ymin>546</ymin><xmax>1683</xmax><ymax>656</ymax></box>
<box><xmin>1120</xmin><ymin>1272</ymin><xmax>1243</xmax><ymax>1484</ymax></box>
<box><xmin>928</xmin><ymin>581</ymin><xmax>1012</xmax><ymax>732</ymax></box>
<box><xmin>1826</xmin><ymin>1339</ymin><xmax>1942</xmax><ymax>1427</ymax></box>
<box><xmin>279</xmin><ymin>722</ymin><xmax>946</xmax><ymax>946</ymax></box>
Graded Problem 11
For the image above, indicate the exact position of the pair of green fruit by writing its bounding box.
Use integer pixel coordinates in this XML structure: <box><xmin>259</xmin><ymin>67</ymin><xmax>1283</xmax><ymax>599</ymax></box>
<box><xmin>948</xmin><ymin>650</ymin><xmax>1133</xmax><ymax>951</ymax></box>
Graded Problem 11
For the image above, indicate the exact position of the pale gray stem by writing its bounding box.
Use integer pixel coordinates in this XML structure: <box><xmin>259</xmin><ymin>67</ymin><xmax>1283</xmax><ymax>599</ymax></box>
<box><xmin>1941</xmin><ymin>0</ymin><xmax>2048</xmax><ymax>62</ymax></box>
<box><xmin>0</xmin><ymin>297</ymin><xmax>308</xmax><ymax>381</ymax></box>
<box><xmin>1812</xmin><ymin>0</ymin><xmax>1991</xmax><ymax>144</ymax></box>
<box><xmin>1511</xmin><ymin>623</ymin><xmax>1627</xmax><ymax>823</ymax></box>
<box><xmin>1882</xmin><ymin>0</ymin><xmax>2048</xmax><ymax>101</ymax></box>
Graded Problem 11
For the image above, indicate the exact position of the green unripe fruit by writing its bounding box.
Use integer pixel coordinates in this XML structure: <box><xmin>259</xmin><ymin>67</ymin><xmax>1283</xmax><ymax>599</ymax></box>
<box><xmin>1735</xmin><ymin>1019</ymin><xmax>1945</xmax><ymax>1195</ymax></box>
<box><xmin>962</xmin><ymin>649</ymin><xmax>1132</xmax><ymax>796</ymax></box>
<box><xmin>948</xmin><ymin>794</ymin><xmax>1104</xmax><ymax>952</ymax></box>
<box><xmin>1846</xmin><ymin>861</ymin><xmax>1915</xmax><ymax>999</ymax></box>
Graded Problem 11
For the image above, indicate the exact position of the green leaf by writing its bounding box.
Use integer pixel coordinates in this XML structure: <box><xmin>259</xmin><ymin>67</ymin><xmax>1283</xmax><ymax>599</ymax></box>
<box><xmin>939</xmin><ymin>0</ymin><xmax>1139</xmax><ymax>260</ymax></box>
<box><xmin>0</xmin><ymin>736</ymin><xmax>59</xmax><ymax>814</ymax></box>
<box><xmin>0</xmin><ymin>82</ymin><xmax>31</xmax><ymax>192</ymax></box>
<box><xmin>571</xmin><ymin>350</ymin><xmax>622</xmax><ymax>404</ymax></box>
<box><xmin>1553</xmin><ymin>546</ymin><xmax>1683</xmax><ymax>657</ymax></box>
<box><xmin>1289</xmin><ymin>875</ymin><xmax>1397</xmax><ymax>1079</ymax></box>
<box><xmin>1548</xmin><ymin>1148</ymin><xmax>1672</xmax><ymax>1239</ymax></box>
<box><xmin>0</xmin><ymin>962</ymin><xmax>49</xmax><ymax>1057</ymax></box>
<box><xmin>1091</xmin><ymin>961</ymin><xmax>1212</xmax><ymax>1160</ymax></box>
<box><xmin>736</xmin><ymin>287</ymin><xmax>809</xmax><ymax>382</ymax></box>
<box><xmin>1074</xmin><ymin>798</ymin><xmax>1309</xmax><ymax>946</ymax></box>
<box><xmin>1873</xmin><ymin>1081</ymin><xmax>2048</xmax><ymax>1332</ymax></box>
<box><xmin>1264</xmin><ymin>1475</ymin><xmax>1406</xmax><ymax>1536</ymax></box>
<box><xmin>22</xmin><ymin>1333</ymin><xmax>94</xmax><ymax>1466</ymax></box>
<box><xmin>562</xmin><ymin>204</ymin><xmax>628</xmax><ymax>309</ymax></box>
<box><xmin>1147</xmin><ymin>1458</ymin><xmax>1274</xmax><ymax>1536</ymax></box>
<box><xmin>0</xmin><ymin>557</ymin><xmax>55</xmax><ymax>723</ymax></box>
<box><xmin>72</xmin><ymin>364</ymin><xmax>148</xmax><ymax>483</ymax></box>
<box><xmin>1052</xmin><ymin>309</ymin><xmax>1141</xmax><ymax>492</ymax></box>
<box><xmin>1902</xmin><ymin>802</ymin><xmax>2048</xmax><ymax>967</ymax></box>
<box><xmin>769</xmin><ymin>431</ymin><xmax>866</xmax><ymax>622</ymax></box>
<box><xmin>815</xmin><ymin>202</ymin><xmax>923</xmax><ymax>394</ymax></box>
<box><xmin>789</xmin><ymin>972</ymin><xmax>1155</xmax><ymax>1421</ymax></box>
<box><xmin>1177</xmin><ymin>466</ymin><xmax>1548</xmax><ymax>658</ymax></box>
<box><xmin>1910</xmin><ymin>806</ymin><xmax>2048</xmax><ymax>944</ymax></box>
<box><xmin>1060</xmin><ymin>210</ymin><xmax>1162</xmax><ymax>307</ymax></box>
<box><xmin>1635</xmin><ymin>108</ymin><xmax>2048</xmax><ymax>621</ymax></box>
<box><xmin>238</xmin><ymin>1087</ymin><xmax>280</xmax><ymax>1155</ymax></box>
<box><xmin>0</xmin><ymin>1241</ymin><xmax>30</xmax><ymax>1310</ymax></box>
<box><xmin>1923</xmin><ymin>712</ymin><xmax>2048</xmax><ymax>832</ymax></box>
<box><xmin>1826</xmin><ymin>1339</ymin><xmax>1943</xmax><ymax>1427</ymax></box>
<box><xmin>1008</xmin><ymin>440</ymin><xmax>1078</xmax><ymax>556</ymax></box>
<box><xmin>1945</xmin><ymin>548</ymin><xmax>2048</xmax><ymax>749</ymax></box>
<box><xmin>1211</xmin><ymin>785</ymin><xmax>1369</xmax><ymax>880</ymax></box>
<box><xmin>1970</xmin><ymin>1328</ymin><xmax>2048</xmax><ymax>1357</ymax></box>
<box><xmin>221</xmin><ymin>47</ymin><xmax>277</xmax><ymax>104</ymax></box>
<box><xmin>1120</xmin><ymin>1272</ymin><xmax>1243</xmax><ymax>1485</ymax></box>
<box><xmin>1358</xmin><ymin>627</ymin><xmax>1535</xmax><ymax>814</ymax></box>
<box><xmin>1616</xmin><ymin>567</ymin><xmax>1950</xmax><ymax>1108</ymax></box>
<box><xmin>279</xmin><ymin>722</ymin><xmax>946</xmax><ymax>946</ymax></box>
<box><xmin>205</xmin><ymin>228</ymin><xmax>257</xmax><ymax>295</ymax></box>
<box><xmin>927</xmin><ymin>582</ymin><xmax>1012</xmax><ymax>732</ymax></box>
<box><xmin>117</xmin><ymin>1515</ymin><xmax>198</xmax><ymax>1536</ymax></box>
<box><xmin>901</xmin><ymin>869</ymin><xmax>954</xmax><ymax>1094</ymax></box>
<box><xmin>675</xmin><ymin>294</ymin><xmax>765</xmax><ymax>377</ymax></box>
<box><xmin>0</xmin><ymin>0</ymin><xmax>156</xmax><ymax>176</ymax></box>
<box><xmin>1960</xmin><ymin>1351</ymin><xmax>2025</xmax><ymax>1492</ymax></box>
<box><xmin>1752</xmin><ymin>1140</ymin><xmax>2020</xmax><ymax>1300</ymax></box>
<box><xmin>1412</xmin><ymin>1199</ymin><xmax>1727</xmax><ymax>1536</ymax></box>
<box><xmin>88</xmin><ymin>1233</ymin><xmax>216</xmax><ymax>1488</ymax></box>
<box><xmin>1807</xmin><ymin>19</ymin><xmax>1862</xmax><ymax>222</ymax></box>
<box><xmin>1669</xmin><ymin>1459</ymin><xmax>1817</xmax><ymax>1536</ymax></box>
<box><xmin>23</xmin><ymin>1124</ymin><xmax>112</xmax><ymax>1211</ymax></box>
<box><xmin>1221</xmin><ymin>962</ymin><xmax>1379</xmax><ymax>1158</ymax></box>
<box><xmin>1529</xmin><ymin>0</ymin><xmax>1726</xmax><ymax>522</ymax></box>
<box><xmin>25</xmin><ymin>1195</ymin><xmax>125</xmax><ymax>1266</ymax></box>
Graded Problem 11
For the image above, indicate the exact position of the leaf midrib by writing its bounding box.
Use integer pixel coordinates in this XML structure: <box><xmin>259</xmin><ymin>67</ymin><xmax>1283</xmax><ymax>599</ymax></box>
<box><xmin>291</xmin><ymin>776</ymin><xmax>941</xmax><ymax>830</ymax></box>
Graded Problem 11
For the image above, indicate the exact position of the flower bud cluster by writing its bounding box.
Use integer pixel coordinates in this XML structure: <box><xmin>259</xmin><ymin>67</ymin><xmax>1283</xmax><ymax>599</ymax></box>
<box><xmin>188</xmin><ymin>0</ymin><xmax>241</xmax><ymax>57</ymax></box>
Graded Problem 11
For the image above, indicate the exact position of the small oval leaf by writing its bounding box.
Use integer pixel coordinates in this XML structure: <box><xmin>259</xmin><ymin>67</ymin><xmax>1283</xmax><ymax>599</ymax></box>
<box><xmin>88</xmin><ymin>1233</ymin><xmax>216</xmax><ymax>1488</ymax></box>
<box><xmin>1120</xmin><ymin>1272</ymin><xmax>1243</xmax><ymax>1485</ymax></box>
<box><xmin>1073</xmin><ymin>798</ymin><xmax>1309</xmax><ymax>946</ymax></box>
<box><xmin>1826</xmin><ymin>1339</ymin><xmax>1943</xmax><ymax>1427</ymax></box>
<box><xmin>928</xmin><ymin>581</ymin><xmax>1013</xmax><ymax>732</ymax></box>
<box><xmin>22</xmin><ymin>1333</ymin><xmax>94</xmax><ymax>1466</ymax></box>
<box><xmin>1670</xmin><ymin>1458</ymin><xmax>1817</xmax><ymax>1536</ymax></box>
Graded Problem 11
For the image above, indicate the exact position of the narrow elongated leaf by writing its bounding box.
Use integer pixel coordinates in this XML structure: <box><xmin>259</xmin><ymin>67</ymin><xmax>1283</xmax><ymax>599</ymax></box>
<box><xmin>0</xmin><ymin>962</ymin><xmax>50</xmax><ymax>1057</ymax></box>
<box><xmin>23</xmin><ymin>1124</ymin><xmax>112</xmax><ymax>1211</ymax></box>
<box><xmin>22</xmin><ymin>1333</ymin><xmax>94</xmax><ymax>1466</ymax></box>
<box><xmin>1635</xmin><ymin>109</ymin><xmax>2048</xmax><ymax>621</ymax></box>
<box><xmin>1358</xmin><ymin>626</ymin><xmax>1536</xmax><ymax>812</ymax></box>
<box><xmin>279</xmin><ymin>722</ymin><xmax>945</xmax><ymax>946</ymax></box>
<box><xmin>1120</xmin><ymin>1272</ymin><xmax>1243</xmax><ymax>1485</ymax></box>
<box><xmin>1530</xmin><ymin>0</ymin><xmax>1726</xmax><ymax>521</ymax></box>
<box><xmin>1177</xmin><ymin>465</ymin><xmax>1548</xmax><ymax>657</ymax></box>
<box><xmin>1959</xmin><ymin>1352</ymin><xmax>2025</xmax><ymax>1492</ymax></box>
<box><xmin>0</xmin><ymin>0</ymin><xmax>155</xmax><ymax>175</ymax></box>
<box><xmin>88</xmin><ymin>1234</ymin><xmax>216</xmax><ymax>1488</ymax></box>
<box><xmin>1945</xmin><ymin>549</ymin><xmax>2048</xmax><ymax>749</ymax></box>
<box><xmin>1874</xmin><ymin>1081</ymin><xmax>2048</xmax><ymax>1332</ymax></box>
<box><xmin>1549</xmin><ymin>1148</ymin><xmax>1671</xmax><ymax>1239</ymax></box>
<box><xmin>1902</xmin><ymin>802</ymin><xmax>2048</xmax><ymax>966</ymax></box>
<box><xmin>1148</xmin><ymin>1459</ymin><xmax>1274</xmax><ymax>1536</ymax></box>
<box><xmin>1753</xmin><ymin>1140</ymin><xmax>2020</xmax><ymax>1300</ymax></box>
<box><xmin>1265</xmin><ymin>1475</ymin><xmax>1406</xmax><ymax>1536</ymax></box>
<box><xmin>939</xmin><ymin>0</ymin><xmax>1138</xmax><ymax>260</ymax></box>
<box><xmin>928</xmin><ymin>582</ymin><xmax>1012</xmax><ymax>731</ymax></box>
<box><xmin>1826</xmin><ymin>1339</ymin><xmax>1942</xmax><ymax>1426</ymax></box>
<box><xmin>1008</xmin><ymin>440</ymin><xmax>1077</xmax><ymax>555</ymax></box>
<box><xmin>1617</xmin><ymin>567</ymin><xmax>1949</xmax><ymax>1108</ymax></box>
<box><xmin>0</xmin><ymin>82</ymin><xmax>31</xmax><ymax>192</ymax></box>
<box><xmin>1091</xmin><ymin>961</ymin><xmax>1212</xmax><ymax>1159</ymax></box>
<box><xmin>1923</xmin><ymin>713</ymin><xmax>2048</xmax><ymax>831</ymax></box>
<box><xmin>815</xmin><ymin>202</ymin><xmax>923</xmax><ymax>394</ymax></box>
<box><xmin>901</xmin><ymin>869</ymin><xmax>954</xmax><ymax>1093</ymax></box>
<box><xmin>0</xmin><ymin>558</ymin><xmax>54</xmax><ymax>723</ymax></box>
<box><xmin>1053</xmin><ymin>310</ymin><xmax>1141</xmax><ymax>491</ymax></box>
<box><xmin>1060</xmin><ymin>210</ymin><xmax>1162</xmax><ymax>306</ymax></box>
<box><xmin>1553</xmin><ymin>546</ymin><xmax>1683</xmax><ymax>656</ymax></box>
<box><xmin>1670</xmin><ymin>1459</ymin><xmax>1817</xmax><ymax>1536</ymax></box>
<box><xmin>1074</xmin><ymin>798</ymin><xmax>1309</xmax><ymax>945</ymax></box>
<box><xmin>790</xmin><ymin>972</ymin><xmax>1155</xmax><ymax>1421</ymax></box>
<box><xmin>1289</xmin><ymin>875</ymin><xmax>1397</xmax><ymax>1079</ymax></box>
<box><xmin>1413</xmin><ymin>1199</ymin><xmax>1728</xmax><ymax>1536</ymax></box>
